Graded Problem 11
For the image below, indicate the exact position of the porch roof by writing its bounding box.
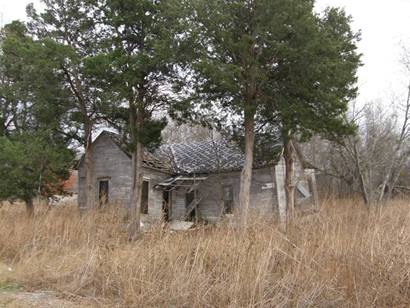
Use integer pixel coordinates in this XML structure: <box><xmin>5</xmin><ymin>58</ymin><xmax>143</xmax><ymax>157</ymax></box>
<box><xmin>155</xmin><ymin>175</ymin><xmax>208</xmax><ymax>190</ymax></box>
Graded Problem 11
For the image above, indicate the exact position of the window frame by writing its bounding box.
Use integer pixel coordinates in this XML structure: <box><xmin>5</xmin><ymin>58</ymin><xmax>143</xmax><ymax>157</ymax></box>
<box><xmin>223</xmin><ymin>185</ymin><xmax>234</xmax><ymax>214</ymax></box>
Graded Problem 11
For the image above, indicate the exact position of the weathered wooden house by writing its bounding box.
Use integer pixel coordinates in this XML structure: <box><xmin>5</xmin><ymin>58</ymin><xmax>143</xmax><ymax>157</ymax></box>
<box><xmin>78</xmin><ymin>131</ymin><xmax>317</xmax><ymax>222</ymax></box>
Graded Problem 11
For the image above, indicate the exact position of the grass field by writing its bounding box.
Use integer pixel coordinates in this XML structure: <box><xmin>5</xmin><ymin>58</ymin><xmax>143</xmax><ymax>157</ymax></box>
<box><xmin>1</xmin><ymin>199</ymin><xmax>410</xmax><ymax>307</ymax></box>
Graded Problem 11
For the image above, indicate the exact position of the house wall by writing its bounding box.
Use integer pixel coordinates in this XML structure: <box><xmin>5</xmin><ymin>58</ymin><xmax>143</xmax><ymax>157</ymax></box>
<box><xmin>78</xmin><ymin>134</ymin><xmax>317</xmax><ymax>223</ymax></box>
<box><xmin>169</xmin><ymin>161</ymin><xmax>316</xmax><ymax>223</ymax></box>
<box><xmin>78</xmin><ymin>133</ymin><xmax>133</xmax><ymax>209</ymax></box>
<box><xmin>78</xmin><ymin>133</ymin><xmax>169</xmax><ymax>221</ymax></box>
<box><xmin>170</xmin><ymin>190</ymin><xmax>187</xmax><ymax>220</ymax></box>
<box><xmin>143</xmin><ymin>169</ymin><xmax>169</xmax><ymax>221</ymax></box>
<box><xmin>170</xmin><ymin>167</ymin><xmax>278</xmax><ymax>223</ymax></box>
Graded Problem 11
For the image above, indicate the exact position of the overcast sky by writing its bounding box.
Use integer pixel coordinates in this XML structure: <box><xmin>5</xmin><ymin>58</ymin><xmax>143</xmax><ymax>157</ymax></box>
<box><xmin>1</xmin><ymin>0</ymin><xmax>410</xmax><ymax>105</ymax></box>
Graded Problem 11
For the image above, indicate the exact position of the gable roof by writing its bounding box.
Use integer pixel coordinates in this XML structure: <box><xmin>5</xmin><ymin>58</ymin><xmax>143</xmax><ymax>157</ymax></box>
<box><xmin>98</xmin><ymin>131</ymin><xmax>172</xmax><ymax>172</ymax></box>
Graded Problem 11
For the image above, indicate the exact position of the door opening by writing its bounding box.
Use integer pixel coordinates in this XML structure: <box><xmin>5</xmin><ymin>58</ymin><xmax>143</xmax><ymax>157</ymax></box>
<box><xmin>185</xmin><ymin>190</ymin><xmax>197</xmax><ymax>221</ymax></box>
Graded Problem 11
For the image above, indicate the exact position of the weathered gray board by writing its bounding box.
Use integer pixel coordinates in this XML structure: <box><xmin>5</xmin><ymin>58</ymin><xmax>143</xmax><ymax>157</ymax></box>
<box><xmin>78</xmin><ymin>133</ymin><xmax>169</xmax><ymax>222</ymax></box>
<box><xmin>78</xmin><ymin>131</ymin><xmax>317</xmax><ymax>223</ymax></box>
<box><xmin>274</xmin><ymin>158</ymin><xmax>287</xmax><ymax>221</ymax></box>
<box><xmin>168</xmin><ymin>168</ymin><xmax>280</xmax><ymax>223</ymax></box>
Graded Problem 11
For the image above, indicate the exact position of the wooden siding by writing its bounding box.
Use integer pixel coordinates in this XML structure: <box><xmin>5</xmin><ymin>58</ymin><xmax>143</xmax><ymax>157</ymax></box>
<box><xmin>78</xmin><ymin>134</ymin><xmax>316</xmax><ymax>223</ymax></box>
<box><xmin>170</xmin><ymin>161</ymin><xmax>314</xmax><ymax>223</ymax></box>
<box><xmin>274</xmin><ymin>158</ymin><xmax>287</xmax><ymax>220</ymax></box>
<box><xmin>171</xmin><ymin>191</ymin><xmax>186</xmax><ymax>220</ymax></box>
<box><xmin>77</xmin><ymin>133</ymin><xmax>169</xmax><ymax>221</ymax></box>
<box><xmin>177</xmin><ymin>167</ymin><xmax>279</xmax><ymax>223</ymax></box>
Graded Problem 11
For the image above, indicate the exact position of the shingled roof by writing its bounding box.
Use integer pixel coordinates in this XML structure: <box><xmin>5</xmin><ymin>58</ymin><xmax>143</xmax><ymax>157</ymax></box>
<box><xmin>157</xmin><ymin>140</ymin><xmax>245</xmax><ymax>174</ymax></box>
<box><xmin>99</xmin><ymin>131</ymin><xmax>282</xmax><ymax>175</ymax></box>
<box><xmin>160</xmin><ymin>139</ymin><xmax>284</xmax><ymax>174</ymax></box>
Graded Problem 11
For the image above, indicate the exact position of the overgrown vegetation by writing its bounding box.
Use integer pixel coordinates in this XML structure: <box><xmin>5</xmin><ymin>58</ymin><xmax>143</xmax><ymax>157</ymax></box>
<box><xmin>1</xmin><ymin>200</ymin><xmax>410</xmax><ymax>307</ymax></box>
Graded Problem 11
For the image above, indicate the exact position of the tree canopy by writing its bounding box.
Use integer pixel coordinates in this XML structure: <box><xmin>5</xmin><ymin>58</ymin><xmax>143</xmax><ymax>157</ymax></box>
<box><xmin>0</xmin><ymin>0</ymin><xmax>361</xmax><ymax>221</ymax></box>
<box><xmin>178</xmin><ymin>0</ymin><xmax>360</xmax><ymax>220</ymax></box>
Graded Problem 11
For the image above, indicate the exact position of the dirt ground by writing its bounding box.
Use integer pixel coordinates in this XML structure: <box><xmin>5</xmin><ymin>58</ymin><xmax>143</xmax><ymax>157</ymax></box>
<box><xmin>0</xmin><ymin>263</ymin><xmax>100</xmax><ymax>308</ymax></box>
<box><xmin>0</xmin><ymin>291</ymin><xmax>91</xmax><ymax>308</ymax></box>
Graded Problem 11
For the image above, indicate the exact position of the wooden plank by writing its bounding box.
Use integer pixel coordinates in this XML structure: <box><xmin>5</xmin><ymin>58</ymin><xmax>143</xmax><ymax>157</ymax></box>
<box><xmin>275</xmin><ymin>158</ymin><xmax>287</xmax><ymax>222</ymax></box>
<box><xmin>296</xmin><ymin>183</ymin><xmax>311</xmax><ymax>198</ymax></box>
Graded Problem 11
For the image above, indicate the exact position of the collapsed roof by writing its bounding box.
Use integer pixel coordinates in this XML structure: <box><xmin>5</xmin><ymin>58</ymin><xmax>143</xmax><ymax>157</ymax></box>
<box><xmin>157</xmin><ymin>140</ymin><xmax>245</xmax><ymax>174</ymax></box>
<box><xmin>101</xmin><ymin>131</ymin><xmax>282</xmax><ymax>175</ymax></box>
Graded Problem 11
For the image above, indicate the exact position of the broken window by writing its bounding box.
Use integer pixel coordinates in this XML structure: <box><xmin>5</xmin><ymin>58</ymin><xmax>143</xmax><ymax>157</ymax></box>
<box><xmin>141</xmin><ymin>180</ymin><xmax>149</xmax><ymax>214</ymax></box>
<box><xmin>223</xmin><ymin>185</ymin><xmax>233</xmax><ymax>214</ymax></box>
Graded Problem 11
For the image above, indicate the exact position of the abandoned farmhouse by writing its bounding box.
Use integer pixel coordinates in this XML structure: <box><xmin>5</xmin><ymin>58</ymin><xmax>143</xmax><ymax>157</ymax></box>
<box><xmin>78</xmin><ymin>131</ymin><xmax>317</xmax><ymax>222</ymax></box>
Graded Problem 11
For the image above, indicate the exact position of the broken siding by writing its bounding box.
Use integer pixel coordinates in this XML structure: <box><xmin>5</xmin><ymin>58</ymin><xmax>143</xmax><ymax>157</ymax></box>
<box><xmin>294</xmin><ymin>160</ymin><xmax>311</xmax><ymax>199</ymax></box>
<box><xmin>250</xmin><ymin>168</ymin><xmax>278</xmax><ymax>214</ymax></box>
<box><xmin>274</xmin><ymin>158</ymin><xmax>287</xmax><ymax>220</ymax></box>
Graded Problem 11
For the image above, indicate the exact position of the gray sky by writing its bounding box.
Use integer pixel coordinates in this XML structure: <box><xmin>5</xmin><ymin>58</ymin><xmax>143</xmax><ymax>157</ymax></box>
<box><xmin>1</xmin><ymin>0</ymin><xmax>410</xmax><ymax>105</ymax></box>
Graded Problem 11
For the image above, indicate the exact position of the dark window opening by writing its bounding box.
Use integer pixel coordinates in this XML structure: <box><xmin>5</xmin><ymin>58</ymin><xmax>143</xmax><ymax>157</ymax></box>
<box><xmin>162</xmin><ymin>190</ymin><xmax>171</xmax><ymax>221</ymax></box>
<box><xmin>99</xmin><ymin>180</ymin><xmax>109</xmax><ymax>206</ymax></box>
<box><xmin>141</xmin><ymin>180</ymin><xmax>149</xmax><ymax>214</ymax></box>
<box><xmin>185</xmin><ymin>190</ymin><xmax>197</xmax><ymax>221</ymax></box>
<box><xmin>223</xmin><ymin>185</ymin><xmax>233</xmax><ymax>214</ymax></box>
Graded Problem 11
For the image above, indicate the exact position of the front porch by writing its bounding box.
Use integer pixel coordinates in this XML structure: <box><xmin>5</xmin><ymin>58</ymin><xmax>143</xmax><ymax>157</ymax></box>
<box><xmin>155</xmin><ymin>175</ymin><xmax>209</xmax><ymax>222</ymax></box>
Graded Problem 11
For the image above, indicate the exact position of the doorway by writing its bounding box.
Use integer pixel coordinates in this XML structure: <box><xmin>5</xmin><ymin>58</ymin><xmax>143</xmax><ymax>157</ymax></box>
<box><xmin>185</xmin><ymin>190</ymin><xmax>197</xmax><ymax>221</ymax></box>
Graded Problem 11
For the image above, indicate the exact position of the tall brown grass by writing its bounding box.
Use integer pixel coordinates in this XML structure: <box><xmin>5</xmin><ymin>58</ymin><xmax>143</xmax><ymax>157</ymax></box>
<box><xmin>1</xmin><ymin>199</ymin><xmax>410</xmax><ymax>307</ymax></box>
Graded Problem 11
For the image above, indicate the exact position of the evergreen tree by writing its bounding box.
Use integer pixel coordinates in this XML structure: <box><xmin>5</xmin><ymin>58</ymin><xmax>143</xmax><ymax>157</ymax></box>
<box><xmin>0</xmin><ymin>132</ymin><xmax>73</xmax><ymax>215</ymax></box>
<box><xmin>90</xmin><ymin>0</ymin><xmax>182</xmax><ymax>238</ymax></box>
<box><xmin>184</xmin><ymin>0</ymin><xmax>360</xmax><ymax>222</ymax></box>
<box><xmin>263</xmin><ymin>6</ymin><xmax>360</xmax><ymax>215</ymax></box>
<box><xmin>0</xmin><ymin>23</ymin><xmax>74</xmax><ymax>215</ymax></box>
<box><xmin>182</xmin><ymin>0</ymin><xmax>298</xmax><ymax>224</ymax></box>
<box><xmin>0</xmin><ymin>21</ymin><xmax>66</xmax><ymax>137</ymax></box>
<box><xmin>25</xmin><ymin>0</ymin><xmax>111</xmax><ymax>209</ymax></box>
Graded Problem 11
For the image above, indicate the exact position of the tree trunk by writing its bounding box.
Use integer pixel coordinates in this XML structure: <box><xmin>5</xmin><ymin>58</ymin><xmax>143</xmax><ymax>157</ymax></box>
<box><xmin>379</xmin><ymin>84</ymin><xmax>410</xmax><ymax>202</ymax></box>
<box><xmin>0</xmin><ymin>117</ymin><xmax>5</xmax><ymax>137</ymax></box>
<box><xmin>238</xmin><ymin>114</ymin><xmax>255</xmax><ymax>226</ymax></box>
<box><xmin>283</xmin><ymin>136</ymin><xmax>295</xmax><ymax>218</ymax></box>
<box><xmin>378</xmin><ymin>165</ymin><xmax>392</xmax><ymax>203</ymax></box>
<box><xmin>84</xmin><ymin>125</ymin><xmax>95</xmax><ymax>209</ymax></box>
<box><xmin>353</xmin><ymin>141</ymin><xmax>370</xmax><ymax>206</ymax></box>
<box><xmin>128</xmin><ymin>105</ymin><xmax>144</xmax><ymax>240</ymax></box>
<box><xmin>25</xmin><ymin>198</ymin><xmax>34</xmax><ymax>217</ymax></box>
<box><xmin>386</xmin><ymin>158</ymin><xmax>406</xmax><ymax>200</ymax></box>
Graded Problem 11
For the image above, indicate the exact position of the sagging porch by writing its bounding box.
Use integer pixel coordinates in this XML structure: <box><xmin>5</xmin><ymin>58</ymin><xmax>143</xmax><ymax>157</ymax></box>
<box><xmin>155</xmin><ymin>175</ymin><xmax>209</xmax><ymax>222</ymax></box>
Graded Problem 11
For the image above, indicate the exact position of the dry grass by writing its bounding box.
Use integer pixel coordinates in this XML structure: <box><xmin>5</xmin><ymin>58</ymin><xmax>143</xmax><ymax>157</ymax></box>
<box><xmin>1</xmin><ymin>199</ymin><xmax>410</xmax><ymax>307</ymax></box>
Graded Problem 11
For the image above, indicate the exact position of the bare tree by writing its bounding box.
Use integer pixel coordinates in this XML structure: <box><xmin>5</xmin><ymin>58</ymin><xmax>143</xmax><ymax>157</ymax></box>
<box><xmin>378</xmin><ymin>85</ymin><xmax>410</xmax><ymax>201</ymax></box>
<box><xmin>303</xmin><ymin>102</ymin><xmax>400</xmax><ymax>205</ymax></box>
<box><xmin>162</xmin><ymin>121</ymin><xmax>221</xmax><ymax>144</ymax></box>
